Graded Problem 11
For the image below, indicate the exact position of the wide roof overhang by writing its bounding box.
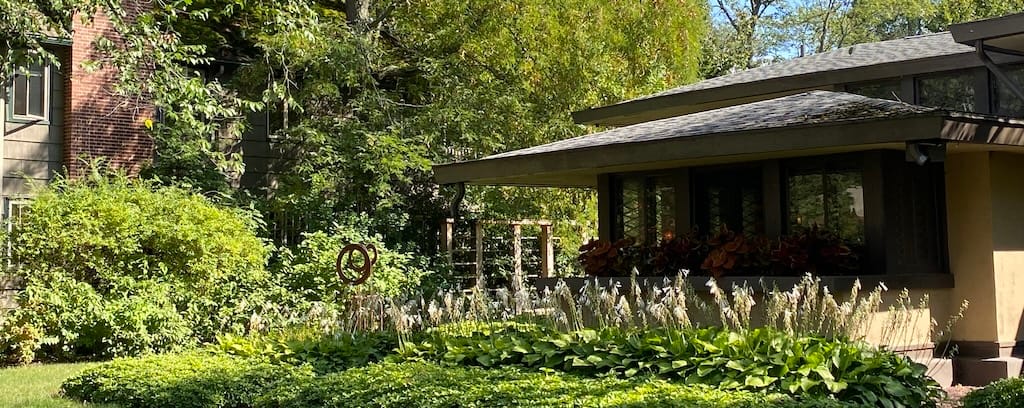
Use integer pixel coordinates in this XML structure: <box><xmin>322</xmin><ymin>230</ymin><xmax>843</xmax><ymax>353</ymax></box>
<box><xmin>433</xmin><ymin>92</ymin><xmax>1024</xmax><ymax>187</ymax></box>
<box><xmin>950</xmin><ymin>13</ymin><xmax>1024</xmax><ymax>54</ymax></box>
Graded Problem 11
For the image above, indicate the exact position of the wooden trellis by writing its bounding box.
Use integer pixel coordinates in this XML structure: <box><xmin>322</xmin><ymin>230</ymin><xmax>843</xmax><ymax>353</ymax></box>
<box><xmin>441</xmin><ymin>219</ymin><xmax>556</xmax><ymax>285</ymax></box>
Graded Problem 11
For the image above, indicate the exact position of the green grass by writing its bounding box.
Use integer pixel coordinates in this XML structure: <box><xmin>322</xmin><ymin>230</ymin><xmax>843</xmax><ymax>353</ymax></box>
<box><xmin>0</xmin><ymin>363</ymin><xmax>117</xmax><ymax>408</ymax></box>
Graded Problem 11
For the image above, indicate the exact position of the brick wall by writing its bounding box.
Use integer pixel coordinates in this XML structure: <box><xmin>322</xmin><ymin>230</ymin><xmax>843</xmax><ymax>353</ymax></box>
<box><xmin>64</xmin><ymin>2</ymin><xmax>154</xmax><ymax>177</ymax></box>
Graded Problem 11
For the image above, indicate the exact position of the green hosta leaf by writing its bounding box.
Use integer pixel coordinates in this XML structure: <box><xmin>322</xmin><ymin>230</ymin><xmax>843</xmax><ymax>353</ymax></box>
<box><xmin>744</xmin><ymin>375</ymin><xmax>777</xmax><ymax>388</ymax></box>
<box><xmin>823</xmin><ymin>379</ymin><xmax>848</xmax><ymax>393</ymax></box>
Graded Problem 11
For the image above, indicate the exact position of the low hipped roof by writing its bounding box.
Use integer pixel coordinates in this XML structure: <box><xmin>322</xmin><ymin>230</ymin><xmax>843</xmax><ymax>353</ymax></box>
<box><xmin>434</xmin><ymin>91</ymin><xmax>1024</xmax><ymax>187</ymax></box>
<box><xmin>574</xmin><ymin>32</ymin><xmax>1024</xmax><ymax>126</ymax></box>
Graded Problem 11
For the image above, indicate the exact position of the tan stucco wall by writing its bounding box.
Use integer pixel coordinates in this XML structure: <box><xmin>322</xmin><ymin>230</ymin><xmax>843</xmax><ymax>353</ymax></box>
<box><xmin>943</xmin><ymin>151</ymin><xmax>1024</xmax><ymax>345</ymax></box>
<box><xmin>945</xmin><ymin>151</ymin><xmax>999</xmax><ymax>342</ymax></box>
<box><xmin>989</xmin><ymin>152</ymin><xmax>1024</xmax><ymax>343</ymax></box>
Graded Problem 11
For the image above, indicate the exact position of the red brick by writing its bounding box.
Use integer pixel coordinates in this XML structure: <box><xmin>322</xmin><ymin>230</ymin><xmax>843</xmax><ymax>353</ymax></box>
<box><xmin>64</xmin><ymin>1</ymin><xmax>154</xmax><ymax>177</ymax></box>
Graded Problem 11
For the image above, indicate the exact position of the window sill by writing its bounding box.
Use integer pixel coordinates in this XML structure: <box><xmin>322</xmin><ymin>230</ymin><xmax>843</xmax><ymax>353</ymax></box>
<box><xmin>533</xmin><ymin>274</ymin><xmax>955</xmax><ymax>293</ymax></box>
<box><xmin>6</xmin><ymin>117</ymin><xmax>50</xmax><ymax>125</ymax></box>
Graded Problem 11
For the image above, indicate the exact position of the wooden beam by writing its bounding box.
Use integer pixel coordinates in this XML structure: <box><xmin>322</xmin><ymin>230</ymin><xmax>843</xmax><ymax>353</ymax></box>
<box><xmin>539</xmin><ymin>224</ymin><xmax>554</xmax><ymax>278</ymax></box>
<box><xmin>512</xmin><ymin>223</ymin><xmax>523</xmax><ymax>280</ymax></box>
<box><xmin>597</xmin><ymin>174</ymin><xmax>613</xmax><ymax>241</ymax></box>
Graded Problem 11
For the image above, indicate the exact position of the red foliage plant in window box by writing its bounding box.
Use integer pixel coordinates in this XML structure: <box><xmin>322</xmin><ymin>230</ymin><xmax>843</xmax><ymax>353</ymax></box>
<box><xmin>772</xmin><ymin>225</ymin><xmax>860</xmax><ymax>275</ymax></box>
<box><xmin>577</xmin><ymin>238</ymin><xmax>638</xmax><ymax>277</ymax></box>
<box><xmin>700</xmin><ymin>227</ymin><xmax>772</xmax><ymax>278</ymax></box>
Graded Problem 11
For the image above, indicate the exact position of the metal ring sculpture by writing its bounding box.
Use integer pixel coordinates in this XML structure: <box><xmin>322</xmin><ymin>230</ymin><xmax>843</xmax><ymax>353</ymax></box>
<box><xmin>336</xmin><ymin>243</ymin><xmax>378</xmax><ymax>286</ymax></box>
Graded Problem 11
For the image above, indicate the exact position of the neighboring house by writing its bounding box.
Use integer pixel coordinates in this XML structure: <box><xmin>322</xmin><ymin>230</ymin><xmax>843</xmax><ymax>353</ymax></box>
<box><xmin>0</xmin><ymin>8</ymin><xmax>282</xmax><ymax>212</ymax></box>
<box><xmin>434</xmin><ymin>13</ymin><xmax>1024</xmax><ymax>385</ymax></box>
<box><xmin>1</xmin><ymin>9</ymin><xmax>153</xmax><ymax>218</ymax></box>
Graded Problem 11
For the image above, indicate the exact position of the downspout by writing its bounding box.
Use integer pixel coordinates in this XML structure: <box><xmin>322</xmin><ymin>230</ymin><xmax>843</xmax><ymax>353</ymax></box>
<box><xmin>450</xmin><ymin>182</ymin><xmax>466</xmax><ymax>222</ymax></box>
<box><xmin>976</xmin><ymin>41</ymin><xmax>1024</xmax><ymax>104</ymax></box>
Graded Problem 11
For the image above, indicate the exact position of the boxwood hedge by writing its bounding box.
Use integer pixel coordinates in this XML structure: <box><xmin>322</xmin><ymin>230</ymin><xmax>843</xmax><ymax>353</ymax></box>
<box><xmin>61</xmin><ymin>352</ymin><xmax>313</xmax><ymax>408</ymax></box>
<box><xmin>258</xmin><ymin>362</ymin><xmax>860</xmax><ymax>408</ymax></box>
<box><xmin>62</xmin><ymin>353</ymin><xmax>857</xmax><ymax>408</ymax></box>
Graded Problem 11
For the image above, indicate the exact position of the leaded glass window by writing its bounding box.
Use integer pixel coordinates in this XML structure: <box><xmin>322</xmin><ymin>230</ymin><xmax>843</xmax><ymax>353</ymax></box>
<box><xmin>612</xmin><ymin>175</ymin><xmax>676</xmax><ymax>244</ymax></box>
<box><xmin>693</xmin><ymin>168</ymin><xmax>763</xmax><ymax>235</ymax></box>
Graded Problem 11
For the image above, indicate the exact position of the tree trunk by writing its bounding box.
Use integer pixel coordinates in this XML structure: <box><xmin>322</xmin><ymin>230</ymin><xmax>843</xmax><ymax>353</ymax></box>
<box><xmin>346</xmin><ymin>0</ymin><xmax>371</xmax><ymax>25</ymax></box>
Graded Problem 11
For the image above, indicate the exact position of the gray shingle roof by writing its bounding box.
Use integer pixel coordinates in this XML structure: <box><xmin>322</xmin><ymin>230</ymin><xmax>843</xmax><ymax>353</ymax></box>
<box><xmin>625</xmin><ymin>32</ymin><xmax>973</xmax><ymax>103</ymax></box>
<box><xmin>485</xmin><ymin>91</ymin><xmax>940</xmax><ymax>160</ymax></box>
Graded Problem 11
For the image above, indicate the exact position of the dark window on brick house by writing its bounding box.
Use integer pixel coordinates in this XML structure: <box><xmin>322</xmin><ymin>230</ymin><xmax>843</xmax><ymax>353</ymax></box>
<box><xmin>9</xmin><ymin>63</ymin><xmax>48</xmax><ymax>120</ymax></box>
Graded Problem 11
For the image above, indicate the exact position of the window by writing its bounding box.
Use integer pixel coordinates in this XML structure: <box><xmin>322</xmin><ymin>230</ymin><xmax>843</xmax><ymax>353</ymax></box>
<box><xmin>612</xmin><ymin>175</ymin><xmax>675</xmax><ymax>244</ymax></box>
<box><xmin>846</xmin><ymin>80</ymin><xmax>902</xmax><ymax>101</ymax></box>
<box><xmin>786</xmin><ymin>166</ymin><xmax>865</xmax><ymax>244</ymax></box>
<box><xmin>992</xmin><ymin>65</ymin><xmax>1024</xmax><ymax>117</ymax></box>
<box><xmin>916</xmin><ymin>72</ymin><xmax>975</xmax><ymax>112</ymax></box>
<box><xmin>9</xmin><ymin>63</ymin><xmax>49</xmax><ymax>120</ymax></box>
<box><xmin>693</xmin><ymin>167</ymin><xmax>763</xmax><ymax>235</ymax></box>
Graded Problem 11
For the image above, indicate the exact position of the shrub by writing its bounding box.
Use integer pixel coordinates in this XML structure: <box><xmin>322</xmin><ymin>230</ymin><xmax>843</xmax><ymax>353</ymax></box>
<box><xmin>961</xmin><ymin>377</ymin><xmax>1024</xmax><ymax>408</ymax></box>
<box><xmin>62</xmin><ymin>352</ymin><xmax>314</xmax><ymax>408</ymax></box>
<box><xmin>399</xmin><ymin>325</ymin><xmax>942</xmax><ymax>407</ymax></box>
<box><xmin>276</xmin><ymin>220</ymin><xmax>428</xmax><ymax>300</ymax></box>
<box><xmin>12</xmin><ymin>275</ymin><xmax>190</xmax><ymax>360</ymax></box>
<box><xmin>256</xmin><ymin>361</ymin><xmax>855</xmax><ymax>408</ymax></box>
<box><xmin>6</xmin><ymin>172</ymin><xmax>272</xmax><ymax>362</ymax></box>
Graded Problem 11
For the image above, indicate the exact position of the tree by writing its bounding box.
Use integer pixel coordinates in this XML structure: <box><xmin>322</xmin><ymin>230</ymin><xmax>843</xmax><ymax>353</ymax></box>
<box><xmin>215</xmin><ymin>0</ymin><xmax>708</xmax><ymax>251</ymax></box>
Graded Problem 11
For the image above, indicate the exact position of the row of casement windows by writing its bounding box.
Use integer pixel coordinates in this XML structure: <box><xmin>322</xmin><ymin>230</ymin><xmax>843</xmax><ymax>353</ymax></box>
<box><xmin>613</xmin><ymin>162</ymin><xmax>866</xmax><ymax>246</ymax></box>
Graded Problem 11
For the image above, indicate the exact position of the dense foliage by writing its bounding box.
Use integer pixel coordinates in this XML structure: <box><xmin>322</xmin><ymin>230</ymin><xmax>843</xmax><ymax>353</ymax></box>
<box><xmin>258</xmin><ymin>362</ymin><xmax>855</xmax><ymax>408</ymax></box>
<box><xmin>399</xmin><ymin>325</ymin><xmax>942</xmax><ymax>407</ymax></box>
<box><xmin>1</xmin><ymin>173</ymin><xmax>272</xmax><ymax>361</ymax></box>
<box><xmin>276</xmin><ymin>221</ymin><xmax>430</xmax><ymax>300</ymax></box>
<box><xmin>63</xmin><ymin>355</ymin><xmax>856</xmax><ymax>408</ymax></box>
<box><xmin>61</xmin><ymin>352</ymin><xmax>314</xmax><ymax>408</ymax></box>
<box><xmin>212</xmin><ymin>331</ymin><xmax>398</xmax><ymax>374</ymax></box>
<box><xmin>961</xmin><ymin>377</ymin><xmax>1024</xmax><ymax>408</ymax></box>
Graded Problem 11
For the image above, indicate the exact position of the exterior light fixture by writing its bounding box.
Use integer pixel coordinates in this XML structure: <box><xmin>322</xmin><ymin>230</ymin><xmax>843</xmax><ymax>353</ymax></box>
<box><xmin>905</xmin><ymin>142</ymin><xmax>946</xmax><ymax>166</ymax></box>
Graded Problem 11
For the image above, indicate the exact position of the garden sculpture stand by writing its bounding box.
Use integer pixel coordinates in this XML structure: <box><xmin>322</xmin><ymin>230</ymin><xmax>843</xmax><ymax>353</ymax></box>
<box><xmin>336</xmin><ymin>243</ymin><xmax>378</xmax><ymax>286</ymax></box>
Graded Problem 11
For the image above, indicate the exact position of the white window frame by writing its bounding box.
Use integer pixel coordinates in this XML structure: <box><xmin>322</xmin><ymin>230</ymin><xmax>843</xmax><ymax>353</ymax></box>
<box><xmin>4</xmin><ymin>197</ymin><xmax>31</xmax><ymax>267</ymax></box>
<box><xmin>9</xmin><ymin>63</ymin><xmax>50</xmax><ymax>122</ymax></box>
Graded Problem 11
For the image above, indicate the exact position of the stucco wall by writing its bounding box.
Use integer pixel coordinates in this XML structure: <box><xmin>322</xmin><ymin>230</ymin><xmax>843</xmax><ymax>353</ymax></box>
<box><xmin>989</xmin><ymin>152</ymin><xmax>1024</xmax><ymax>344</ymax></box>
<box><xmin>945</xmin><ymin>151</ymin><xmax>999</xmax><ymax>342</ymax></box>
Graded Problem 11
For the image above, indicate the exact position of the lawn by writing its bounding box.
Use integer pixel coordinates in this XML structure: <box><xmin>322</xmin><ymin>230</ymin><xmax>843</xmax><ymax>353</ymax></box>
<box><xmin>0</xmin><ymin>363</ymin><xmax>115</xmax><ymax>408</ymax></box>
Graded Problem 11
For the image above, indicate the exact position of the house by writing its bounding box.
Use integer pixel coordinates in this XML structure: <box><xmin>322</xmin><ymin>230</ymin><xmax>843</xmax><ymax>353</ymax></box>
<box><xmin>0</xmin><ymin>7</ymin><xmax>154</xmax><ymax>219</ymax></box>
<box><xmin>0</xmin><ymin>7</ymin><xmax>286</xmax><ymax>212</ymax></box>
<box><xmin>433</xmin><ymin>13</ymin><xmax>1024</xmax><ymax>385</ymax></box>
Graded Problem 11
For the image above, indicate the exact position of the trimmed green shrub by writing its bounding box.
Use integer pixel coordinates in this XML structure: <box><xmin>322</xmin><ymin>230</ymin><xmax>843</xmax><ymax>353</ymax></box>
<box><xmin>212</xmin><ymin>330</ymin><xmax>398</xmax><ymax>374</ymax></box>
<box><xmin>276</xmin><ymin>220</ymin><xmax>428</xmax><ymax>299</ymax></box>
<box><xmin>962</xmin><ymin>377</ymin><xmax>1024</xmax><ymax>408</ymax></box>
<box><xmin>256</xmin><ymin>361</ymin><xmax>855</xmax><ymax>408</ymax></box>
<box><xmin>399</xmin><ymin>325</ymin><xmax>942</xmax><ymax>407</ymax></box>
<box><xmin>62</xmin><ymin>352</ymin><xmax>314</xmax><ymax>408</ymax></box>
<box><xmin>5</xmin><ymin>172</ymin><xmax>272</xmax><ymax>362</ymax></box>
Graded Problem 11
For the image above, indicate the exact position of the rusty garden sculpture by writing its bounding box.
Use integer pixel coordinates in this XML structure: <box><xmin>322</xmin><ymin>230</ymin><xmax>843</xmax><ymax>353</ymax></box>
<box><xmin>336</xmin><ymin>243</ymin><xmax>378</xmax><ymax>286</ymax></box>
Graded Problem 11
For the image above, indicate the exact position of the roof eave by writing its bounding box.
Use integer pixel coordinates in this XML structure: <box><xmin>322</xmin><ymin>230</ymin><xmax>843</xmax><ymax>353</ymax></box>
<box><xmin>435</xmin><ymin>115</ymin><xmax>952</xmax><ymax>186</ymax></box>
<box><xmin>573</xmin><ymin>51</ymin><xmax>1024</xmax><ymax>127</ymax></box>
<box><xmin>950</xmin><ymin>13</ymin><xmax>1024</xmax><ymax>45</ymax></box>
